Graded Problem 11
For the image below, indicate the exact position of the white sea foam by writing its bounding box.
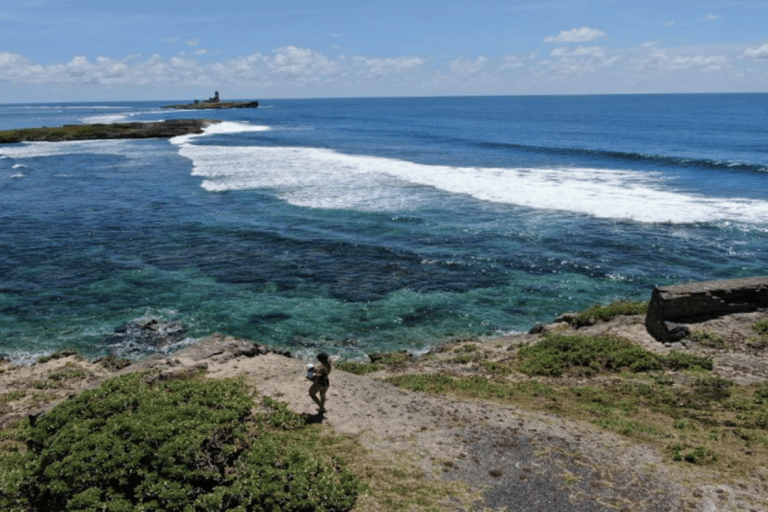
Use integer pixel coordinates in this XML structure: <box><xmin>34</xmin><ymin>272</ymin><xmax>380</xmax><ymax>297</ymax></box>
<box><xmin>170</xmin><ymin>121</ymin><xmax>270</xmax><ymax>145</ymax></box>
<box><xmin>10</xmin><ymin>173</ymin><xmax>26</xmax><ymax>179</ymax></box>
<box><xmin>12</xmin><ymin>163</ymin><xmax>26</xmax><ymax>169</ymax></box>
<box><xmin>176</xmin><ymin>144</ymin><xmax>768</xmax><ymax>225</ymax></box>
<box><xmin>80</xmin><ymin>113</ymin><xmax>130</xmax><ymax>124</ymax></box>
<box><xmin>0</xmin><ymin>139</ymin><xmax>136</xmax><ymax>159</ymax></box>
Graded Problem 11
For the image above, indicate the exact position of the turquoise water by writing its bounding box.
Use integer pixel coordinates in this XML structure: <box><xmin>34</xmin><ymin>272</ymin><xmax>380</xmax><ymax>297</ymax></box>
<box><xmin>1</xmin><ymin>95</ymin><xmax>767</xmax><ymax>362</ymax></box>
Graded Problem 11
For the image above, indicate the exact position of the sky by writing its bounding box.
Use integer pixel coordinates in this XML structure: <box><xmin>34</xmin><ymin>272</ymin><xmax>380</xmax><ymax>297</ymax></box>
<box><xmin>1</xmin><ymin>0</ymin><xmax>768</xmax><ymax>102</ymax></box>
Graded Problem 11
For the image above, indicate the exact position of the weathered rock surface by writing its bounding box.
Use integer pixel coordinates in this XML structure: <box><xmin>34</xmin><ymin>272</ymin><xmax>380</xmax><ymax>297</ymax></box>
<box><xmin>117</xmin><ymin>333</ymin><xmax>291</xmax><ymax>375</ymax></box>
<box><xmin>0</xmin><ymin>119</ymin><xmax>217</xmax><ymax>143</ymax></box>
<box><xmin>645</xmin><ymin>276</ymin><xmax>768</xmax><ymax>341</ymax></box>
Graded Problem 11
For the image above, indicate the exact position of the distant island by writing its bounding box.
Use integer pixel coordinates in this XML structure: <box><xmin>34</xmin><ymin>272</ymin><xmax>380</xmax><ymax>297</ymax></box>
<box><xmin>0</xmin><ymin>119</ymin><xmax>218</xmax><ymax>143</ymax></box>
<box><xmin>162</xmin><ymin>91</ymin><xmax>259</xmax><ymax>110</ymax></box>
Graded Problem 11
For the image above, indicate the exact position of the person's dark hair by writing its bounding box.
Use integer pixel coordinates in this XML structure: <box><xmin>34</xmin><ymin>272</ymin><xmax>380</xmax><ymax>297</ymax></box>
<box><xmin>317</xmin><ymin>353</ymin><xmax>329</xmax><ymax>363</ymax></box>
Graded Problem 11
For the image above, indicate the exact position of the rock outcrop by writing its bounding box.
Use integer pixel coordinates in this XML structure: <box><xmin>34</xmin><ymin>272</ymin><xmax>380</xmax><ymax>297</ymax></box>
<box><xmin>645</xmin><ymin>276</ymin><xmax>768</xmax><ymax>341</ymax></box>
<box><xmin>0</xmin><ymin>119</ymin><xmax>217</xmax><ymax>143</ymax></box>
<box><xmin>117</xmin><ymin>333</ymin><xmax>291</xmax><ymax>375</ymax></box>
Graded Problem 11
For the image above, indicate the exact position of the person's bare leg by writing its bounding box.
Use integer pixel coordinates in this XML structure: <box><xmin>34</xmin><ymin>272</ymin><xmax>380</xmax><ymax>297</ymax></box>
<box><xmin>318</xmin><ymin>388</ymin><xmax>327</xmax><ymax>412</ymax></box>
<box><xmin>309</xmin><ymin>383</ymin><xmax>322</xmax><ymax>409</ymax></box>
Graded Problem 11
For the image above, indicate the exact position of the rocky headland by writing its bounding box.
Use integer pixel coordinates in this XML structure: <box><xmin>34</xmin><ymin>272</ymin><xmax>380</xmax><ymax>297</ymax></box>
<box><xmin>2</xmin><ymin>277</ymin><xmax>768</xmax><ymax>511</ymax></box>
<box><xmin>0</xmin><ymin>119</ymin><xmax>218</xmax><ymax>143</ymax></box>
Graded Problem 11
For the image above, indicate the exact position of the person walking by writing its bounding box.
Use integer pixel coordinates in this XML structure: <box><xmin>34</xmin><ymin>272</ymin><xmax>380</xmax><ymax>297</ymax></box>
<box><xmin>308</xmin><ymin>353</ymin><xmax>332</xmax><ymax>413</ymax></box>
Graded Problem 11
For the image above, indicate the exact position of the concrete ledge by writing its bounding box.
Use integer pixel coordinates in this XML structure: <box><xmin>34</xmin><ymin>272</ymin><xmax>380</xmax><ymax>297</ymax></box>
<box><xmin>645</xmin><ymin>276</ymin><xmax>768</xmax><ymax>341</ymax></box>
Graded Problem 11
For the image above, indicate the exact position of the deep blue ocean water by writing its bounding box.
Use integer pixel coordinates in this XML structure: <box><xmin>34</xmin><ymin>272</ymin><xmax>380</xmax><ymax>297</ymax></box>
<box><xmin>1</xmin><ymin>94</ymin><xmax>767</xmax><ymax>363</ymax></box>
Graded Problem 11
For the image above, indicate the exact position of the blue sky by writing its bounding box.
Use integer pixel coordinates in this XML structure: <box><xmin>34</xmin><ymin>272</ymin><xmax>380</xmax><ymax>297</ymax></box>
<box><xmin>1</xmin><ymin>0</ymin><xmax>767</xmax><ymax>102</ymax></box>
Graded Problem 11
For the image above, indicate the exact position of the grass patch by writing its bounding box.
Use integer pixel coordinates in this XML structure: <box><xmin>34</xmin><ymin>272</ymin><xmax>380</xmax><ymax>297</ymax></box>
<box><xmin>336</xmin><ymin>361</ymin><xmax>384</xmax><ymax>375</ymax></box>
<box><xmin>687</xmin><ymin>330</ymin><xmax>729</xmax><ymax>349</ymax></box>
<box><xmin>47</xmin><ymin>362</ymin><xmax>87</xmax><ymax>382</ymax></box>
<box><xmin>451</xmin><ymin>354</ymin><xmax>474</xmax><ymax>364</ymax></box>
<box><xmin>570</xmin><ymin>300</ymin><xmax>648</xmax><ymax>327</ymax></box>
<box><xmin>748</xmin><ymin>319</ymin><xmax>768</xmax><ymax>348</ymax></box>
<box><xmin>481</xmin><ymin>361</ymin><xmax>515</xmax><ymax>374</ymax></box>
<box><xmin>753</xmin><ymin>319</ymin><xmax>768</xmax><ymax>337</ymax></box>
<box><xmin>516</xmin><ymin>334</ymin><xmax>711</xmax><ymax>377</ymax></box>
<box><xmin>35</xmin><ymin>350</ymin><xmax>81</xmax><ymax>365</ymax></box>
<box><xmin>0</xmin><ymin>390</ymin><xmax>26</xmax><ymax>403</ymax></box>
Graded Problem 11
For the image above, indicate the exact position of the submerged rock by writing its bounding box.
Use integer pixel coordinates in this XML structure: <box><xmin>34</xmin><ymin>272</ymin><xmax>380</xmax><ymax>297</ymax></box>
<box><xmin>102</xmin><ymin>318</ymin><xmax>190</xmax><ymax>358</ymax></box>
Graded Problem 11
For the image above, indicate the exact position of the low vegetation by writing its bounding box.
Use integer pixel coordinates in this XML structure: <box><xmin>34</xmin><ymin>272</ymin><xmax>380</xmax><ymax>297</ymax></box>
<box><xmin>687</xmin><ymin>329</ymin><xmax>729</xmax><ymax>349</ymax></box>
<box><xmin>0</xmin><ymin>371</ymin><xmax>364</xmax><ymax>511</ymax></box>
<box><xmin>516</xmin><ymin>333</ymin><xmax>712</xmax><ymax>377</ymax></box>
<box><xmin>568</xmin><ymin>300</ymin><xmax>648</xmax><ymax>327</ymax></box>
<box><xmin>335</xmin><ymin>361</ymin><xmax>384</xmax><ymax>375</ymax></box>
<box><xmin>0</xmin><ymin>124</ymin><xmax>141</xmax><ymax>143</ymax></box>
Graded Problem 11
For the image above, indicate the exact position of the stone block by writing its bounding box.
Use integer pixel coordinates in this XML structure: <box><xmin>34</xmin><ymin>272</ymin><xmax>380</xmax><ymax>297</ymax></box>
<box><xmin>645</xmin><ymin>276</ymin><xmax>768</xmax><ymax>341</ymax></box>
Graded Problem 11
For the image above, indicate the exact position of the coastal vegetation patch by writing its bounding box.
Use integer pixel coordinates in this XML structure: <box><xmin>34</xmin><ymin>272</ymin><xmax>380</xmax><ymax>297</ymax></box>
<box><xmin>0</xmin><ymin>120</ymin><xmax>210</xmax><ymax>143</ymax></box>
<box><xmin>687</xmin><ymin>330</ymin><xmax>730</xmax><ymax>349</ymax></box>
<box><xmin>0</xmin><ymin>370</ymin><xmax>364</xmax><ymax>511</ymax></box>
<box><xmin>334</xmin><ymin>361</ymin><xmax>384</xmax><ymax>375</ymax></box>
<box><xmin>568</xmin><ymin>300</ymin><xmax>648</xmax><ymax>327</ymax></box>
<box><xmin>516</xmin><ymin>333</ymin><xmax>712</xmax><ymax>377</ymax></box>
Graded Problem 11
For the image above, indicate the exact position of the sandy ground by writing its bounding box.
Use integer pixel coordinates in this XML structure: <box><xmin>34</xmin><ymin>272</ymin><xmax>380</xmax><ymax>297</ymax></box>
<box><xmin>3</xmin><ymin>312</ymin><xmax>768</xmax><ymax>511</ymax></box>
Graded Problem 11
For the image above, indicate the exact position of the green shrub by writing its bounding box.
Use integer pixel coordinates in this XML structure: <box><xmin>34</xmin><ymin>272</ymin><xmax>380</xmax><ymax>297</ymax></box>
<box><xmin>517</xmin><ymin>334</ymin><xmax>660</xmax><ymax>377</ymax></box>
<box><xmin>664</xmin><ymin>351</ymin><xmax>713</xmax><ymax>371</ymax></box>
<box><xmin>517</xmin><ymin>335</ymin><xmax>712</xmax><ymax>377</ymax></box>
<box><xmin>693</xmin><ymin>376</ymin><xmax>733</xmax><ymax>401</ymax></box>
<box><xmin>754</xmin><ymin>383</ymin><xmax>768</xmax><ymax>404</ymax></box>
<box><xmin>571</xmin><ymin>301</ymin><xmax>648</xmax><ymax>327</ymax></box>
<box><xmin>2</xmin><ymin>371</ymin><xmax>362</xmax><ymax>511</ymax></box>
<box><xmin>35</xmin><ymin>350</ymin><xmax>81</xmax><ymax>364</ymax></box>
<box><xmin>481</xmin><ymin>361</ymin><xmax>514</xmax><ymax>374</ymax></box>
<box><xmin>687</xmin><ymin>330</ymin><xmax>728</xmax><ymax>349</ymax></box>
<box><xmin>335</xmin><ymin>361</ymin><xmax>383</xmax><ymax>375</ymax></box>
<box><xmin>753</xmin><ymin>319</ymin><xmax>768</xmax><ymax>337</ymax></box>
<box><xmin>667</xmin><ymin>442</ymin><xmax>716</xmax><ymax>464</ymax></box>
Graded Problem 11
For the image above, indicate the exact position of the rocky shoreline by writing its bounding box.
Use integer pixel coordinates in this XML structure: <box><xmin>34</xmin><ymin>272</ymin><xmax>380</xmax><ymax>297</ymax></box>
<box><xmin>2</xmin><ymin>281</ymin><xmax>768</xmax><ymax>510</ymax></box>
<box><xmin>0</xmin><ymin>119</ymin><xmax>217</xmax><ymax>143</ymax></box>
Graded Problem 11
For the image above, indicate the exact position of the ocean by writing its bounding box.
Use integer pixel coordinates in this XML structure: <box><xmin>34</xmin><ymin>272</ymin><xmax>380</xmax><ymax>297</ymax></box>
<box><xmin>1</xmin><ymin>94</ymin><xmax>767</xmax><ymax>363</ymax></box>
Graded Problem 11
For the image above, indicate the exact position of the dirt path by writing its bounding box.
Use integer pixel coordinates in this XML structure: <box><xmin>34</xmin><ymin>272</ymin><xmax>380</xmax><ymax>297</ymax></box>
<box><xmin>202</xmin><ymin>344</ymin><xmax>689</xmax><ymax>511</ymax></box>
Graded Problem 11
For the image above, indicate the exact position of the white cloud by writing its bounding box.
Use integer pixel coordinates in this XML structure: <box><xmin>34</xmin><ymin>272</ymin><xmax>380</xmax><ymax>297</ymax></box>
<box><xmin>266</xmin><ymin>46</ymin><xmax>338</xmax><ymax>77</ymax></box>
<box><xmin>544</xmin><ymin>27</ymin><xmax>606</xmax><ymax>44</ymax></box>
<box><xmin>635</xmin><ymin>47</ymin><xmax>728</xmax><ymax>72</ymax></box>
<box><xmin>356</xmin><ymin>56</ymin><xmax>425</xmax><ymax>77</ymax></box>
<box><xmin>703</xmin><ymin>14</ymin><xmax>718</xmax><ymax>21</ymax></box>
<box><xmin>185</xmin><ymin>39</ymin><xmax>199</xmax><ymax>47</ymax></box>
<box><xmin>744</xmin><ymin>43</ymin><xmax>768</xmax><ymax>59</ymax></box>
<box><xmin>450</xmin><ymin>56</ymin><xmax>488</xmax><ymax>75</ymax></box>
<box><xmin>194</xmin><ymin>49</ymin><xmax>208</xmax><ymax>55</ymax></box>
<box><xmin>0</xmin><ymin>39</ymin><xmax>762</xmax><ymax>99</ymax></box>
<box><xmin>502</xmin><ymin>53</ymin><xmax>537</xmax><ymax>69</ymax></box>
<box><xmin>550</xmin><ymin>46</ymin><xmax>607</xmax><ymax>59</ymax></box>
